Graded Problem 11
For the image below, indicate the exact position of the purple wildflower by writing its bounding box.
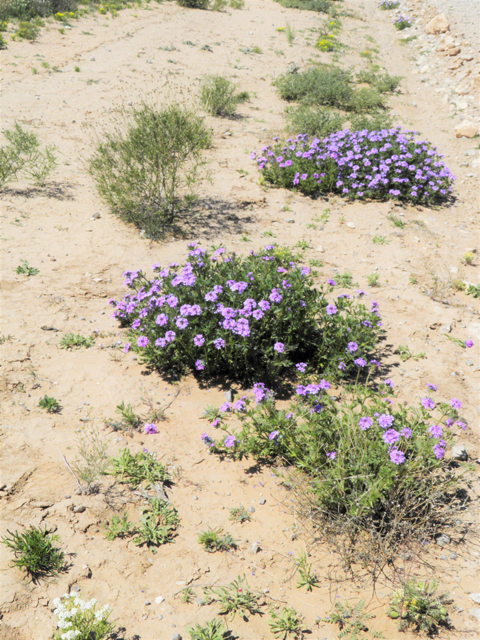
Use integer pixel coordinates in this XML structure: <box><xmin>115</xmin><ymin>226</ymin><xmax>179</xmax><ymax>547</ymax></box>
<box><xmin>225</xmin><ymin>435</ymin><xmax>236</xmax><ymax>448</ymax></box>
<box><xmin>383</xmin><ymin>429</ymin><xmax>400</xmax><ymax>445</ymax></box>
<box><xmin>390</xmin><ymin>449</ymin><xmax>405</xmax><ymax>465</ymax></box>
<box><xmin>123</xmin><ymin>342</ymin><xmax>131</xmax><ymax>353</ymax></box>
<box><xmin>269</xmin><ymin>430</ymin><xmax>279</xmax><ymax>441</ymax></box>
<box><xmin>378</xmin><ymin>414</ymin><xmax>394</xmax><ymax>429</ymax></box>
<box><xmin>421</xmin><ymin>397</ymin><xmax>435</xmax><ymax>410</ymax></box>
<box><xmin>274</xmin><ymin>342</ymin><xmax>285</xmax><ymax>353</ymax></box>
<box><xmin>137</xmin><ymin>336</ymin><xmax>149</xmax><ymax>347</ymax></box>
<box><xmin>326</xmin><ymin>304</ymin><xmax>337</xmax><ymax>315</ymax></box>
<box><xmin>359</xmin><ymin>417</ymin><xmax>373</xmax><ymax>431</ymax></box>
<box><xmin>450</xmin><ymin>398</ymin><xmax>462</xmax><ymax>409</ymax></box>
<box><xmin>194</xmin><ymin>334</ymin><xmax>205</xmax><ymax>347</ymax></box>
<box><xmin>165</xmin><ymin>331</ymin><xmax>176</xmax><ymax>343</ymax></box>
<box><xmin>144</xmin><ymin>423</ymin><xmax>157</xmax><ymax>434</ymax></box>
<box><xmin>347</xmin><ymin>342</ymin><xmax>358</xmax><ymax>353</ymax></box>
<box><xmin>296</xmin><ymin>363</ymin><xmax>307</xmax><ymax>372</ymax></box>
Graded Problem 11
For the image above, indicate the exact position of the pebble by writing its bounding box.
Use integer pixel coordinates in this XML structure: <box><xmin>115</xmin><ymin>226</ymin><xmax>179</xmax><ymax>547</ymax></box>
<box><xmin>316</xmin><ymin>244</ymin><xmax>325</xmax><ymax>253</ymax></box>
<box><xmin>144</xmin><ymin>600</ymin><xmax>151</xmax><ymax>606</ymax></box>
<box><xmin>193</xmin><ymin>496</ymin><xmax>198</xmax><ymax>500</ymax></box>
<box><xmin>248</xmin><ymin>506</ymin><xmax>255</xmax><ymax>513</ymax></box>
<box><xmin>65</xmin><ymin>495</ymin><xmax>71</xmax><ymax>499</ymax></box>
<box><xmin>91</xmin><ymin>212</ymin><xmax>101</xmax><ymax>220</ymax></box>
<box><xmin>346</xmin><ymin>222</ymin><xmax>356</xmax><ymax>228</ymax></box>
<box><xmin>440</xmin><ymin>554</ymin><xmax>448</xmax><ymax>560</ymax></box>
<box><xmin>249</xmin><ymin>542</ymin><xmax>260</xmax><ymax>555</ymax></box>
<box><xmin>71</xmin><ymin>586</ymin><xmax>81</xmax><ymax>593</ymax></box>
<box><xmin>224</xmin><ymin>389</ymin><xmax>234</xmax><ymax>402</ymax></box>
<box><xmin>158</xmin><ymin>614</ymin><xmax>163</xmax><ymax>620</ymax></box>
<box><xmin>470</xmin><ymin>594</ymin><xmax>480</xmax><ymax>604</ymax></box>
<box><xmin>73</xmin><ymin>505</ymin><xmax>86</xmax><ymax>513</ymax></box>
<box><xmin>451</xmin><ymin>444</ymin><xmax>468</xmax><ymax>461</ymax></box>
<box><xmin>450</xmin><ymin>552</ymin><xmax>457</xmax><ymax>560</ymax></box>
<box><xmin>466</xmin><ymin>359</ymin><xmax>474</xmax><ymax>366</ymax></box>
<box><xmin>155</xmin><ymin>596</ymin><xmax>165</xmax><ymax>604</ymax></box>
<box><xmin>468</xmin><ymin>608</ymin><xmax>480</xmax><ymax>621</ymax></box>
<box><xmin>436</xmin><ymin>533</ymin><xmax>451</xmax><ymax>547</ymax></box>
<box><xmin>171</xmin><ymin>634</ymin><xmax>181</xmax><ymax>640</ymax></box>
<box><xmin>259</xmin><ymin>497</ymin><xmax>266</xmax><ymax>505</ymax></box>
<box><xmin>285</xmin><ymin>218</ymin><xmax>295</xmax><ymax>223</ymax></box>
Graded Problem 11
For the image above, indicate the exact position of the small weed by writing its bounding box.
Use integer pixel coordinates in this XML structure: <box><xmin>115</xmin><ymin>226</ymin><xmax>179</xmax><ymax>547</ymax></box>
<box><xmin>285</xmin><ymin>22</ymin><xmax>296</xmax><ymax>45</ymax></box>
<box><xmin>229</xmin><ymin>0</ymin><xmax>245</xmax><ymax>7</ymax></box>
<box><xmin>461</xmin><ymin>252</ymin><xmax>474</xmax><ymax>266</ymax></box>
<box><xmin>104</xmin><ymin>513</ymin><xmax>134</xmax><ymax>540</ymax></box>
<box><xmin>409</xmin><ymin>276</ymin><xmax>418</xmax><ymax>285</ymax></box>
<box><xmin>324</xmin><ymin>600</ymin><xmax>384</xmax><ymax>640</ymax></box>
<box><xmin>387</xmin><ymin>213</ymin><xmax>406</xmax><ymax>228</ymax></box>
<box><xmin>252</xmin><ymin>45</ymin><xmax>262</xmax><ymax>54</ymax></box>
<box><xmin>14</xmin><ymin>21</ymin><xmax>40</xmax><ymax>41</ymax></box>
<box><xmin>395</xmin><ymin>345</ymin><xmax>426</xmax><ymax>362</ymax></box>
<box><xmin>286</xmin><ymin>104</ymin><xmax>345</xmax><ymax>138</ymax></box>
<box><xmin>133</xmin><ymin>498</ymin><xmax>179</xmax><ymax>548</ymax></box>
<box><xmin>106</xmin><ymin>401</ymin><xmax>143</xmax><ymax>432</ymax></box>
<box><xmin>229</xmin><ymin>505</ymin><xmax>250</xmax><ymax>523</ymax></box>
<box><xmin>451</xmin><ymin>279</ymin><xmax>465</xmax><ymax>292</ymax></box>
<box><xmin>204</xmin><ymin>575</ymin><xmax>262</xmax><ymax>620</ymax></box>
<box><xmin>269</xmin><ymin>607</ymin><xmax>305</xmax><ymax>639</ymax></box>
<box><xmin>394</xmin><ymin>16</ymin><xmax>412</xmax><ymax>31</ymax></box>
<box><xmin>187</xmin><ymin>619</ymin><xmax>227</xmax><ymax>640</ymax></box>
<box><xmin>309</xmin><ymin>258</ymin><xmax>323</xmax><ymax>267</ymax></box>
<box><xmin>295</xmin><ymin>550</ymin><xmax>319</xmax><ymax>591</ymax></box>
<box><xmin>263</xmin><ymin>230</ymin><xmax>277</xmax><ymax>237</ymax></box>
<box><xmin>399</xmin><ymin>34</ymin><xmax>418</xmax><ymax>45</ymax></box>
<box><xmin>336</xmin><ymin>271</ymin><xmax>356</xmax><ymax>288</ymax></box>
<box><xmin>41</xmin><ymin>61</ymin><xmax>50</xmax><ymax>68</ymax></box>
<box><xmin>388</xmin><ymin>580</ymin><xmax>452</xmax><ymax>635</ymax></box>
<box><xmin>177</xmin><ymin>0</ymin><xmax>209</xmax><ymax>7</ymax></box>
<box><xmin>379</xmin><ymin>0</ymin><xmax>399</xmax><ymax>9</ymax></box>
<box><xmin>2</xmin><ymin>526</ymin><xmax>65</xmax><ymax>581</ymax></box>
<box><xmin>466</xmin><ymin>283</ymin><xmax>480</xmax><ymax>298</ymax></box>
<box><xmin>372</xmin><ymin>234</ymin><xmax>390</xmax><ymax>245</ymax></box>
<box><xmin>199</xmin><ymin>527</ymin><xmax>237</xmax><ymax>552</ymax></box>
<box><xmin>367</xmin><ymin>272</ymin><xmax>380</xmax><ymax>287</ymax></box>
<box><xmin>0</xmin><ymin>34</ymin><xmax>6</xmax><ymax>49</ymax></box>
<box><xmin>181</xmin><ymin>587</ymin><xmax>196</xmax><ymax>603</ymax></box>
<box><xmin>202</xmin><ymin>404</ymin><xmax>223</xmax><ymax>421</ymax></box>
<box><xmin>295</xmin><ymin>239</ymin><xmax>310</xmax><ymax>250</ymax></box>
<box><xmin>108</xmin><ymin>449</ymin><xmax>169</xmax><ymax>488</ymax></box>
<box><xmin>0</xmin><ymin>334</ymin><xmax>13</xmax><ymax>344</ymax></box>
<box><xmin>38</xmin><ymin>394</ymin><xmax>61</xmax><ymax>413</ymax></box>
<box><xmin>16</xmin><ymin>260</ymin><xmax>39</xmax><ymax>276</ymax></box>
<box><xmin>59</xmin><ymin>333</ymin><xmax>94</xmax><ymax>349</ymax></box>
<box><xmin>240</xmin><ymin>234</ymin><xmax>250</xmax><ymax>242</ymax></box>
<box><xmin>72</xmin><ymin>426</ymin><xmax>110</xmax><ymax>494</ymax></box>
<box><xmin>74</xmin><ymin>65</ymin><xmax>80</xmax><ymax>72</ymax></box>
<box><xmin>32</xmin><ymin>67</ymin><xmax>38</xmax><ymax>74</ymax></box>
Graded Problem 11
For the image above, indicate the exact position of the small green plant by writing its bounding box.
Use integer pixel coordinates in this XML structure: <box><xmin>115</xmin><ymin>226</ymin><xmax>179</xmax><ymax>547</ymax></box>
<box><xmin>14</xmin><ymin>21</ymin><xmax>40</xmax><ymax>41</ymax></box>
<box><xmin>107</xmin><ymin>401</ymin><xmax>143</xmax><ymax>431</ymax></box>
<box><xmin>41</xmin><ymin>61</ymin><xmax>50</xmax><ymax>68</ymax></box>
<box><xmin>59</xmin><ymin>333</ymin><xmax>94</xmax><ymax>349</ymax></box>
<box><xmin>88</xmin><ymin>101</ymin><xmax>211</xmax><ymax>238</ymax></box>
<box><xmin>229</xmin><ymin>0</ymin><xmax>244</xmax><ymax>7</ymax></box>
<box><xmin>409</xmin><ymin>276</ymin><xmax>418</xmax><ymax>285</ymax></box>
<box><xmin>181</xmin><ymin>587</ymin><xmax>196</xmax><ymax>603</ymax></box>
<box><xmin>133</xmin><ymin>498</ymin><xmax>179</xmax><ymax>548</ymax></box>
<box><xmin>461</xmin><ymin>252</ymin><xmax>474</xmax><ymax>266</ymax></box>
<box><xmin>379</xmin><ymin>0</ymin><xmax>399</xmax><ymax>9</ymax></box>
<box><xmin>269</xmin><ymin>607</ymin><xmax>305</xmax><ymax>639</ymax></box>
<box><xmin>324</xmin><ymin>600</ymin><xmax>384</xmax><ymax>640</ymax></box>
<box><xmin>187</xmin><ymin>619</ymin><xmax>227</xmax><ymax>640</ymax></box>
<box><xmin>72</xmin><ymin>426</ymin><xmax>110</xmax><ymax>494</ymax></box>
<box><xmin>336</xmin><ymin>271</ymin><xmax>356</xmax><ymax>288</ymax></box>
<box><xmin>0</xmin><ymin>34</ymin><xmax>7</xmax><ymax>49</ymax></box>
<box><xmin>204</xmin><ymin>575</ymin><xmax>262</xmax><ymax>620</ymax></box>
<box><xmin>1</xmin><ymin>123</ymin><xmax>57</xmax><ymax>190</ymax></box>
<box><xmin>200</xmin><ymin>75</ymin><xmax>241</xmax><ymax>117</ymax></box>
<box><xmin>295</xmin><ymin>550</ymin><xmax>319</xmax><ymax>591</ymax></box>
<box><xmin>295</xmin><ymin>239</ymin><xmax>310</xmax><ymax>250</ymax></box>
<box><xmin>285</xmin><ymin>21</ymin><xmax>296</xmax><ymax>45</ymax></box>
<box><xmin>32</xmin><ymin>66</ymin><xmax>38</xmax><ymax>74</ymax></box>
<box><xmin>387</xmin><ymin>213</ymin><xmax>406</xmax><ymax>228</ymax></box>
<box><xmin>274</xmin><ymin>0</ymin><xmax>334</xmax><ymax>13</ymax></box>
<box><xmin>104</xmin><ymin>513</ymin><xmax>134</xmax><ymax>540</ymax></box>
<box><xmin>309</xmin><ymin>258</ymin><xmax>322</xmax><ymax>267</ymax></box>
<box><xmin>53</xmin><ymin>594</ymin><xmax>116</xmax><ymax>640</ymax></box>
<box><xmin>108</xmin><ymin>449</ymin><xmax>169</xmax><ymax>488</ymax></box>
<box><xmin>372</xmin><ymin>234</ymin><xmax>390</xmax><ymax>245</ymax></box>
<box><xmin>367</xmin><ymin>272</ymin><xmax>380</xmax><ymax>287</ymax></box>
<box><xmin>38</xmin><ymin>394</ymin><xmax>61</xmax><ymax>413</ymax></box>
<box><xmin>466</xmin><ymin>283</ymin><xmax>480</xmax><ymax>298</ymax></box>
<box><xmin>2</xmin><ymin>526</ymin><xmax>65</xmax><ymax>581</ymax></box>
<box><xmin>263</xmin><ymin>229</ymin><xmax>277</xmax><ymax>237</ymax></box>
<box><xmin>177</xmin><ymin>0</ymin><xmax>209</xmax><ymax>7</ymax></box>
<box><xmin>15</xmin><ymin>260</ymin><xmax>39</xmax><ymax>276</ymax></box>
<box><xmin>202</xmin><ymin>404</ymin><xmax>223</xmax><ymax>421</ymax></box>
<box><xmin>0</xmin><ymin>21</ymin><xmax>8</xmax><ymax>31</ymax></box>
<box><xmin>229</xmin><ymin>505</ymin><xmax>250</xmax><ymax>523</ymax></box>
<box><xmin>394</xmin><ymin>15</ymin><xmax>412</xmax><ymax>30</ymax></box>
<box><xmin>387</xmin><ymin>580</ymin><xmax>452</xmax><ymax>635</ymax></box>
<box><xmin>252</xmin><ymin>45</ymin><xmax>262</xmax><ymax>54</ymax></box>
<box><xmin>199</xmin><ymin>527</ymin><xmax>237</xmax><ymax>552</ymax></box>
<box><xmin>74</xmin><ymin>65</ymin><xmax>80</xmax><ymax>72</ymax></box>
<box><xmin>395</xmin><ymin>345</ymin><xmax>425</xmax><ymax>362</ymax></box>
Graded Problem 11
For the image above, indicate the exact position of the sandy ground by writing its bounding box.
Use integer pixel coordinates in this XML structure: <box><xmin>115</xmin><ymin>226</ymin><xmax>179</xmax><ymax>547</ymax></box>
<box><xmin>0</xmin><ymin>0</ymin><xmax>480</xmax><ymax>638</ymax></box>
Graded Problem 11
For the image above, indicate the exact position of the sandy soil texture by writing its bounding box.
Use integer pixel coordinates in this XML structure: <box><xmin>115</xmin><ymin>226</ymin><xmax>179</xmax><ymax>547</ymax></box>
<box><xmin>1</xmin><ymin>0</ymin><xmax>479</xmax><ymax>639</ymax></box>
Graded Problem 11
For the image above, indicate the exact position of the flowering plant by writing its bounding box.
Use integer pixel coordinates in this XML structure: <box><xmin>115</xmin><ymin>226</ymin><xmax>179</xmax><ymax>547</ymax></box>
<box><xmin>202</xmin><ymin>380</ymin><xmax>466</xmax><ymax>535</ymax></box>
<box><xmin>394</xmin><ymin>15</ymin><xmax>412</xmax><ymax>30</ymax></box>
<box><xmin>253</xmin><ymin>129</ymin><xmax>454</xmax><ymax>203</ymax></box>
<box><xmin>53</xmin><ymin>594</ymin><xmax>115</xmax><ymax>640</ymax></box>
<box><xmin>110</xmin><ymin>245</ymin><xmax>382</xmax><ymax>381</ymax></box>
<box><xmin>378</xmin><ymin>0</ymin><xmax>399</xmax><ymax>9</ymax></box>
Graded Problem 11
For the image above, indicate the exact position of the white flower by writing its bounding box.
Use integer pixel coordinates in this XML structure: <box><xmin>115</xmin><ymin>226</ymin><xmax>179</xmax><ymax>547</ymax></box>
<box><xmin>86</xmin><ymin>598</ymin><xmax>97</xmax><ymax>609</ymax></box>
<box><xmin>53</xmin><ymin>598</ymin><xmax>61</xmax><ymax>608</ymax></box>
<box><xmin>61</xmin><ymin>631</ymin><xmax>81</xmax><ymax>640</ymax></box>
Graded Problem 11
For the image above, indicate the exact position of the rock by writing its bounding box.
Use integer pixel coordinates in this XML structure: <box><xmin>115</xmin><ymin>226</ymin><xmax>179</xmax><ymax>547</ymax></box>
<box><xmin>73</xmin><ymin>505</ymin><xmax>86</xmax><ymax>513</ymax></box>
<box><xmin>469</xmin><ymin>608</ymin><xmax>480</xmax><ymax>622</ymax></box>
<box><xmin>456</xmin><ymin>101</ymin><xmax>468</xmax><ymax>110</ymax></box>
<box><xmin>316</xmin><ymin>245</ymin><xmax>325</xmax><ymax>253</ymax></box>
<box><xmin>144</xmin><ymin>600</ymin><xmax>151</xmax><ymax>606</ymax></box>
<box><xmin>249</xmin><ymin>542</ymin><xmax>260</xmax><ymax>555</ymax></box>
<box><xmin>449</xmin><ymin>552</ymin><xmax>457</xmax><ymax>560</ymax></box>
<box><xmin>425</xmin><ymin>14</ymin><xmax>449</xmax><ymax>35</ymax></box>
<box><xmin>470</xmin><ymin>594</ymin><xmax>480</xmax><ymax>604</ymax></box>
<box><xmin>155</xmin><ymin>596</ymin><xmax>165</xmax><ymax>604</ymax></box>
<box><xmin>286</xmin><ymin>62</ymin><xmax>300</xmax><ymax>74</ymax></box>
<box><xmin>346</xmin><ymin>222</ymin><xmax>355</xmax><ymax>228</ymax></box>
<box><xmin>90</xmin><ymin>56</ymin><xmax>95</xmax><ymax>61</ymax></box>
<box><xmin>91</xmin><ymin>212</ymin><xmax>100</xmax><ymax>220</ymax></box>
<box><xmin>259</xmin><ymin>497</ymin><xmax>266</xmax><ymax>505</ymax></box>
<box><xmin>71</xmin><ymin>586</ymin><xmax>81</xmax><ymax>593</ymax></box>
<box><xmin>285</xmin><ymin>218</ymin><xmax>295</xmax><ymax>223</ymax></box>
<box><xmin>455</xmin><ymin>121</ymin><xmax>479</xmax><ymax>138</ymax></box>
<box><xmin>451</xmin><ymin>444</ymin><xmax>468</xmax><ymax>461</ymax></box>
<box><xmin>248</xmin><ymin>506</ymin><xmax>255</xmax><ymax>513</ymax></box>
<box><xmin>436</xmin><ymin>533</ymin><xmax>451</xmax><ymax>547</ymax></box>
<box><xmin>448</xmin><ymin>47</ymin><xmax>461</xmax><ymax>56</ymax></box>
<box><xmin>224</xmin><ymin>390</ymin><xmax>234</xmax><ymax>402</ymax></box>
<box><xmin>440</xmin><ymin>554</ymin><xmax>448</xmax><ymax>560</ymax></box>
<box><xmin>171</xmin><ymin>634</ymin><xmax>182</xmax><ymax>640</ymax></box>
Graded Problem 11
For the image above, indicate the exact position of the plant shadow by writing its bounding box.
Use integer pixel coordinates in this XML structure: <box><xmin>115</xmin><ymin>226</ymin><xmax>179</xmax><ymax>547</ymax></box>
<box><xmin>3</xmin><ymin>181</ymin><xmax>75</xmax><ymax>200</ymax></box>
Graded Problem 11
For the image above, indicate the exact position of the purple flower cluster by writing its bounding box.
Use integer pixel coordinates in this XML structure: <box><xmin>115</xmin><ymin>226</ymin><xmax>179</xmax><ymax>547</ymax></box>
<box><xmin>394</xmin><ymin>15</ymin><xmax>412</xmax><ymax>29</ymax></box>
<box><xmin>254</xmin><ymin>129</ymin><xmax>454</xmax><ymax>203</ymax></box>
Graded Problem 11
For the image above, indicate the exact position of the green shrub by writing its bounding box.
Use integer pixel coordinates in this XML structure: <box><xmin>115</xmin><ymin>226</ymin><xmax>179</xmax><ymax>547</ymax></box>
<box><xmin>204</xmin><ymin>575</ymin><xmax>262</xmax><ymax>619</ymax></box>
<box><xmin>356</xmin><ymin>68</ymin><xmax>401</xmax><ymax>93</ymax></box>
<box><xmin>15</xmin><ymin>259</ymin><xmax>39</xmax><ymax>276</ymax></box>
<box><xmin>0</xmin><ymin>34</ymin><xmax>6</xmax><ymax>48</ymax></box>
<box><xmin>387</xmin><ymin>580</ymin><xmax>452</xmax><ymax>634</ymax></box>
<box><xmin>108</xmin><ymin>448</ymin><xmax>170</xmax><ymax>488</ymax></box>
<box><xmin>60</xmin><ymin>333</ymin><xmax>94</xmax><ymax>349</ymax></box>
<box><xmin>14</xmin><ymin>20</ymin><xmax>40</xmax><ymax>40</ymax></box>
<box><xmin>269</xmin><ymin>607</ymin><xmax>305</xmax><ymax>639</ymax></box>
<box><xmin>349</xmin><ymin>110</ymin><xmax>393</xmax><ymax>131</ymax></box>
<box><xmin>88</xmin><ymin>101</ymin><xmax>211</xmax><ymax>238</ymax></box>
<box><xmin>0</xmin><ymin>0</ymin><xmax>77</xmax><ymax>21</ymax></box>
<box><xmin>38</xmin><ymin>394</ymin><xmax>61</xmax><ymax>413</ymax></box>
<box><xmin>203</xmin><ymin>381</ymin><xmax>467</xmax><ymax>574</ymax></box>
<box><xmin>200</xmin><ymin>74</ymin><xmax>240</xmax><ymax>116</ymax></box>
<box><xmin>286</xmin><ymin>104</ymin><xmax>345</xmax><ymax>137</ymax></box>
<box><xmin>199</xmin><ymin>527</ymin><xmax>237</xmax><ymax>552</ymax></box>
<box><xmin>275</xmin><ymin>65</ymin><xmax>354</xmax><ymax>109</ymax></box>
<box><xmin>176</xmin><ymin>0</ymin><xmax>209</xmax><ymax>8</ymax></box>
<box><xmin>229</xmin><ymin>0</ymin><xmax>244</xmax><ymax>7</ymax></box>
<box><xmin>0</xmin><ymin>122</ymin><xmax>57</xmax><ymax>190</ymax></box>
<box><xmin>349</xmin><ymin>87</ymin><xmax>385</xmax><ymax>112</ymax></box>
<box><xmin>0</xmin><ymin>21</ymin><xmax>8</xmax><ymax>31</ymax></box>
<box><xmin>111</xmin><ymin>244</ymin><xmax>382</xmax><ymax>382</ymax></box>
<box><xmin>274</xmin><ymin>0</ymin><xmax>335</xmax><ymax>13</ymax></box>
<box><xmin>2</xmin><ymin>526</ymin><xmax>65</xmax><ymax>580</ymax></box>
<box><xmin>53</xmin><ymin>594</ymin><xmax>115</xmax><ymax>640</ymax></box>
<box><xmin>323</xmin><ymin>600</ymin><xmax>383</xmax><ymax>639</ymax></box>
